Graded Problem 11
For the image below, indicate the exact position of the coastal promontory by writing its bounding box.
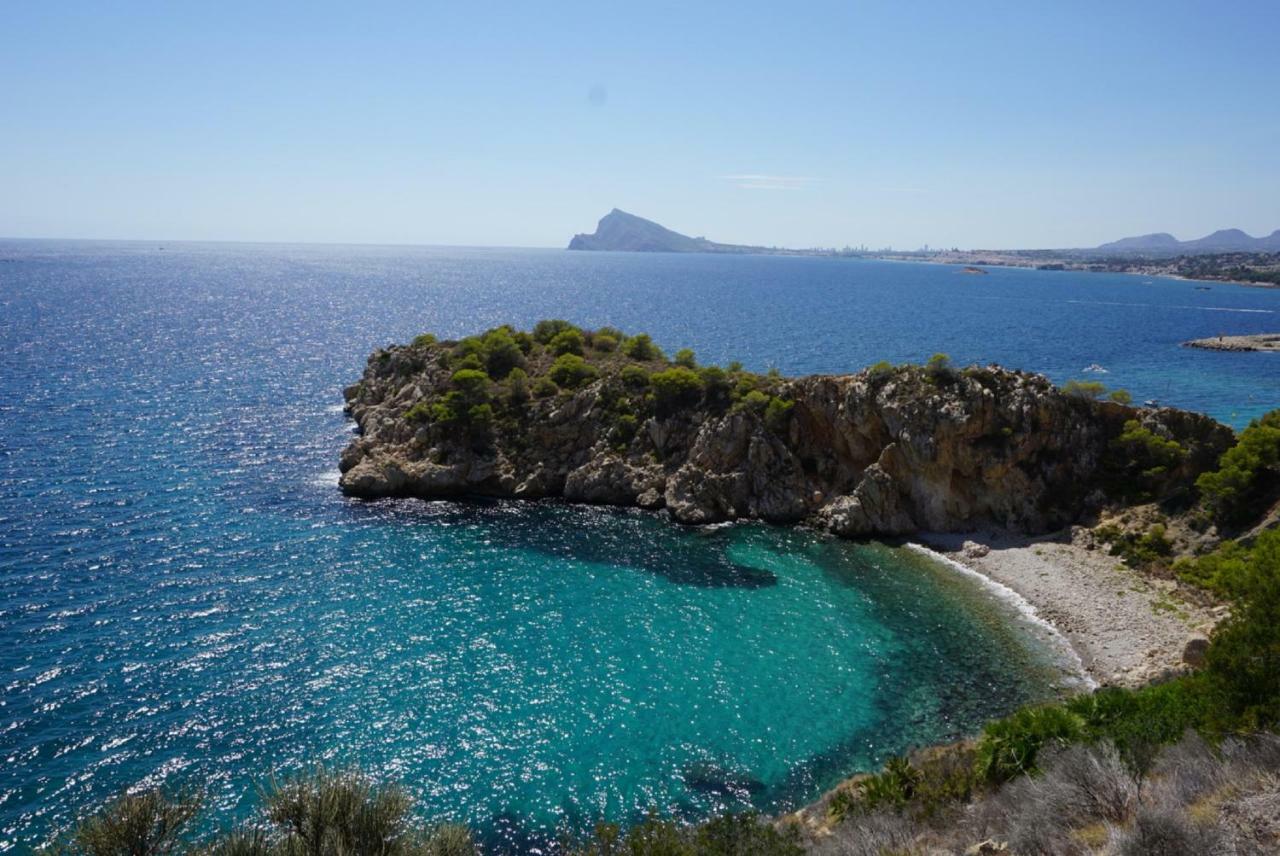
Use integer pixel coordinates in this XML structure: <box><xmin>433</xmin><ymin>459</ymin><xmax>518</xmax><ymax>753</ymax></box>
<box><xmin>339</xmin><ymin>323</ymin><xmax>1232</xmax><ymax>537</ymax></box>
<box><xmin>1184</xmin><ymin>333</ymin><xmax>1280</xmax><ymax>352</ymax></box>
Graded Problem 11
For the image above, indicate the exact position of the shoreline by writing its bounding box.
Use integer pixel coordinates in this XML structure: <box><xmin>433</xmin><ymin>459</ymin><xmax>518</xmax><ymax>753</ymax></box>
<box><xmin>866</xmin><ymin>254</ymin><xmax>1280</xmax><ymax>288</ymax></box>
<box><xmin>904</xmin><ymin>542</ymin><xmax>1095</xmax><ymax>692</ymax></box>
<box><xmin>915</xmin><ymin>530</ymin><xmax>1219</xmax><ymax>689</ymax></box>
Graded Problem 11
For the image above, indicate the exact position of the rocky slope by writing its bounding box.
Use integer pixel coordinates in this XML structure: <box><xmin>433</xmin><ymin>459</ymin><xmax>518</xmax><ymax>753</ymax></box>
<box><xmin>339</xmin><ymin>325</ymin><xmax>1234</xmax><ymax>537</ymax></box>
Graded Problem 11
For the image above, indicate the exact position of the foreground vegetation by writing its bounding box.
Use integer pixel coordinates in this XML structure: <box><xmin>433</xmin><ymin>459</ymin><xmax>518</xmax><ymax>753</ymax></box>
<box><xmin>46</xmin><ymin>769</ymin><xmax>799</xmax><ymax>856</ymax></box>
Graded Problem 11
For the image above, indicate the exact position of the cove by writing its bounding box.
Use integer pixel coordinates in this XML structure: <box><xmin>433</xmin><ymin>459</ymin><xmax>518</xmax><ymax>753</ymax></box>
<box><xmin>1</xmin><ymin>496</ymin><xmax>1076</xmax><ymax>852</ymax></box>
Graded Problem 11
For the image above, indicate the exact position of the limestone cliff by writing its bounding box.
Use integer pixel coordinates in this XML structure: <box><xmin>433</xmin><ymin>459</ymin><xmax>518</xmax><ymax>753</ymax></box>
<box><xmin>339</xmin><ymin>326</ymin><xmax>1233</xmax><ymax>537</ymax></box>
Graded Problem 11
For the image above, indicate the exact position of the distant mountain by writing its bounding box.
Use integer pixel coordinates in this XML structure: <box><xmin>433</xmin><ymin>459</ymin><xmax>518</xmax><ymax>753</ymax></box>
<box><xmin>1098</xmin><ymin>228</ymin><xmax>1280</xmax><ymax>254</ymax></box>
<box><xmin>1095</xmin><ymin>233</ymin><xmax>1182</xmax><ymax>252</ymax></box>
<box><xmin>568</xmin><ymin>209</ymin><xmax>766</xmax><ymax>253</ymax></box>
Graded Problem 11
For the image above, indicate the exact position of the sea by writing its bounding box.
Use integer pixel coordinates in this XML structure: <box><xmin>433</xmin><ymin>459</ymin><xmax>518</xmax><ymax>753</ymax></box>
<box><xmin>1</xmin><ymin>241</ymin><xmax>1277</xmax><ymax>852</ymax></box>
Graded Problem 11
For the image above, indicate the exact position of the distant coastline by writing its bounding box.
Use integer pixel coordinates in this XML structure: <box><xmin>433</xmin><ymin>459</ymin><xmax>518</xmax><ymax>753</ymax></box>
<box><xmin>567</xmin><ymin>210</ymin><xmax>1280</xmax><ymax>287</ymax></box>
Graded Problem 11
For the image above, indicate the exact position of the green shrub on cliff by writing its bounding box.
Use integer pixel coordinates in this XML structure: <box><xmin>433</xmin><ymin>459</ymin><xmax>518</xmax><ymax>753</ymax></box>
<box><xmin>411</xmin><ymin>333</ymin><xmax>437</xmax><ymax>348</ymax></box>
<box><xmin>610</xmin><ymin>413</ymin><xmax>639</xmax><ymax>448</ymax></box>
<box><xmin>1109</xmin><ymin>388</ymin><xmax>1133</xmax><ymax>405</ymax></box>
<box><xmin>549</xmin><ymin>328</ymin><xmax>585</xmax><ymax>356</ymax></box>
<box><xmin>450</xmin><ymin>369</ymin><xmax>490</xmax><ymax>399</ymax></box>
<box><xmin>1061</xmin><ymin>379</ymin><xmax>1108</xmax><ymax>400</ymax></box>
<box><xmin>622</xmin><ymin>333</ymin><xmax>664</xmax><ymax>362</ymax></box>
<box><xmin>532</xmin><ymin>376</ymin><xmax>559</xmax><ymax>398</ymax></box>
<box><xmin>477</xmin><ymin>327</ymin><xmax>525</xmax><ymax>378</ymax></box>
<box><xmin>649</xmin><ymin>367</ymin><xmax>704</xmax><ymax>413</ymax></box>
<box><xmin>674</xmin><ymin>348</ymin><xmax>697</xmax><ymax>369</ymax></box>
<box><xmin>1174</xmin><ymin>537</ymin><xmax>1253</xmax><ymax>596</ymax></box>
<box><xmin>591</xmin><ymin>333</ymin><xmax>619</xmax><ymax>352</ymax></box>
<box><xmin>506</xmin><ymin>368</ymin><xmax>530</xmax><ymax>406</ymax></box>
<box><xmin>532</xmin><ymin>319</ymin><xmax>579</xmax><ymax>344</ymax></box>
<box><xmin>975</xmin><ymin>704</ymin><xmax>1085</xmax><ymax>784</ymax></box>
<box><xmin>404</xmin><ymin>401</ymin><xmax>432</xmax><ymax>423</ymax></box>
<box><xmin>619</xmin><ymin>364</ymin><xmax>650</xmax><ymax>388</ymax></box>
<box><xmin>1108</xmin><ymin>420</ymin><xmax>1186</xmax><ymax>500</ymax></box>
<box><xmin>548</xmin><ymin>354</ymin><xmax>598</xmax><ymax>389</ymax></box>
<box><xmin>1095</xmin><ymin>523</ymin><xmax>1174</xmax><ymax>569</ymax></box>
<box><xmin>764</xmin><ymin>396</ymin><xmax>794</xmax><ymax>433</ymax></box>
<box><xmin>1196</xmin><ymin>410</ymin><xmax>1280</xmax><ymax>526</ymax></box>
<box><xmin>866</xmin><ymin>361</ymin><xmax>896</xmax><ymax>384</ymax></box>
<box><xmin>696</xmin><ymin>366</ymin><xmax>732</xmax><ymax>409</ymax></box>
<box><xmin>925</xmin><ymin>352</ymin><xmax>957</xmax><ymax>384</ymax></box>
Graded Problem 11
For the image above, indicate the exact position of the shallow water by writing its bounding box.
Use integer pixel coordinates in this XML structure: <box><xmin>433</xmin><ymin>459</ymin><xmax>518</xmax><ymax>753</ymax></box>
<box><xmin>1</xmin><ymin>241</ymin><xmax>1276</xmax><ymax>851</ymax></box>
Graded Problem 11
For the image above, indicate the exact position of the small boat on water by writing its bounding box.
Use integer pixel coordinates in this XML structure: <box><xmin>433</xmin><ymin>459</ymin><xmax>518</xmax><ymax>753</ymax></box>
<box><xmin>1144</xmin><ymin>399</ymin><xmax>1160</xmax><ymax>408</ymax></box>
<box><xmin>1083</xmin><ymin>363</ymin><xmax>1108</xmax><ymax>374</ymax></box>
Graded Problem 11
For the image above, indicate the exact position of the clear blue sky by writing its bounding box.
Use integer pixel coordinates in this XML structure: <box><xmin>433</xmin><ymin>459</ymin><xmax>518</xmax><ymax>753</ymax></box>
<box><xmin>3</xmin><ymin>1</ymin><xmax>1278</xmax><ymax>249</ymax></box>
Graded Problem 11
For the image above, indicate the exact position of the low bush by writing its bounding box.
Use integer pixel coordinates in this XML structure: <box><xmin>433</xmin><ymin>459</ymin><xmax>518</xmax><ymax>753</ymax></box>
<box><xmin>619</xmin><ymin>364</ymin><xmax>650</xmax><ymax>388</ymax></box>
<box><xmin>548</xmin><ymin>354</ymin><xmax>598</xmax><ymax>389</ymax></box>
<box><xmin>649</xmin><ymin>367</ymin><xmax>704</xmax><ymax>413</ymax></box>
<box><xmin>591</xmin><ymin>333</ymin><xmax>618</xmax><ymax>352</ymax></box>
<box><xmin>411</xmin><ymin>333</ymin><xmax>437</xmax><ymax>348</ymax></box>
<box><xmin>532</xmin><ymin>319</ymin><xmax>578</xmax><ymax>344</ymax></box>
<box><xmin>1095</xmin><ymin>523</ymin><xmax>1174</xmax><ymax>569</ymax></box>
<box><xmin>532</xmin><ymin>376</ymin><xmax>559</xmax><ymax>398</ymax></box>
<box><xmin>54</xmin><ymin>770</ymin><xmax>477</xmax><ymax>856</ymax></box>
<box><xmin>858</xmin><ymin>756</ymin><xmax>921</xmax><ymax>812</ymax></box>
<box><xmin>1107</xmin><ymin>420</ymin><xmax>1186</xmax><ymax>500</ymax></box>
<box><xmin>1110</xmin><ymin>388</ymin><xmax>1134</xmax><ymax>404</ymax></box>
<box><xmin>1061</xmin><ymin>379</ymin><xmax>1108</xmax><ymax>400</ymax></box>
<box><xmin>548</xmin><ymin>328</ymin><xmax>585</xmax><ymax>357</ymax></box>
<box><xmin>673</xmin><ymin>348</ymin><xmax>697</xmax><ymax>369</ymax></box>
<box><xmin>506</xmin><ymin>368</ymin><xmax>529</xmax><ymax>406</ymax></box>
<box><xmin>449</xmin><ymin>369</ymin><xmax>490</xmax><ymax>400</ymax></box>
<box><xmin>764</xmin><ymin>396</ymin><xmax>794</xmax><ymax>433</ymax></box>
<box><xmin>974</xmin><ymin>704</ymin><xmax>1085</xmax><ymax>784</ymax></box>
<box><xmin>622</xmin><ymin>333</ymin><xmax>664</xmax><ymax>362</ymax></box>
<box><xmin>55</xmin><ymin>789</ymin><xmax>201</xmax><ymax>856</ymax></box>
<box><xmin>1114</xmin><ymin>805</ymin><xmax>1222</xmax><ymax>856</ymax></box>
<box><xmin>404</xmin><ymin>401</ymin><xmax>432</xmax><ymax>423</ymax></box>
<box><xmin>610</xmin><ymin>413</ymin><xmax>638</xmax><ymax>447</ymax></box>
<box><xmin>866</xmin><ymin>361</ymin><xmax>895</xmax><ymax>384</ymax></box>
<box><xmin>925</xmin><ymin>352</ymin><xmax>957</xmax><ymax>384</ymax></box>
<box><xmin>698</xmin><ymin>366</ymin><xmax>732</xmax><ymax>409</ymax></box>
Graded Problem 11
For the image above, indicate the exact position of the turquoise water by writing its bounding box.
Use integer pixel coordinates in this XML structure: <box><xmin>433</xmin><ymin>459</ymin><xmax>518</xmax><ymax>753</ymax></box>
<box><xmin>1</xmin><ymin>241</ymin><xmax>1277</xmax><ymax>851</ymax></box>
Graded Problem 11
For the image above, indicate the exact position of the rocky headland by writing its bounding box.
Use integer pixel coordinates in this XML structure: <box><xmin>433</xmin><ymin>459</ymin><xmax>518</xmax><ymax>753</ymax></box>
<box><xmin>340</xmin><ymin>324</ymin><xmax>1232</xmax><ymax>539</ymax></box>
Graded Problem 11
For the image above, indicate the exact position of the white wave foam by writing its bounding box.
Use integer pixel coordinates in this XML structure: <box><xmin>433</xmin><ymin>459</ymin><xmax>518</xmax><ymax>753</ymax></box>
<box><xmin>906</xmin><ymin>543</ymin><xmax>1097</xmax><ymax>691</ymax></box>
<box><xmin>312</xmin><ymin>469</ymin><xmax>342</xmax><ymax>487</ymax></box>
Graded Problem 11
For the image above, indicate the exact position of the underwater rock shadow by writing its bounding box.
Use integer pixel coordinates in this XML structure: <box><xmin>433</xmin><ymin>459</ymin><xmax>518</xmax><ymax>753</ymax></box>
<box><xmin>344</xmin><ymin>497</ymin><xmax>779</xmax><ymax>589</ymax></box>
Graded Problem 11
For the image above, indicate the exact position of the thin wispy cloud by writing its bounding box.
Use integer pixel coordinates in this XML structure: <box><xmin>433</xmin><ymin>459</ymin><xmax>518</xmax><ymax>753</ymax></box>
<box><xmin>721</xmin><ymin>174</ymin><xmax>817</xmax><ymax>190</ymax></box>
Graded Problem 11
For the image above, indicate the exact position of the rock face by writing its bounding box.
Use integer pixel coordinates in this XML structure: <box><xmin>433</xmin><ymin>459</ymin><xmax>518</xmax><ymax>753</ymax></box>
<box><xmin>339</xmin><ymin>338</ymin><xmax>1234</xmax><ymax>538</ymax></box>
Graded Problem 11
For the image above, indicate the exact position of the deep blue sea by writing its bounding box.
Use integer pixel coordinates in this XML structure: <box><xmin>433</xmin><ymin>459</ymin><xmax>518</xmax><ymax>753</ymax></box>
<box><xmin>1</xmin><ymin>241</ymin><xmax>1277</xmax><ymax>852</ymax></box>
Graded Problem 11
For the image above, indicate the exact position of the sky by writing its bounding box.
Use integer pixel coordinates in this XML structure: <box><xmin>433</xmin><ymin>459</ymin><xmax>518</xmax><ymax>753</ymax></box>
<box><xmin>2</xmin><ymin>1</ymin><xmax>1278</xmax><ymax>250</ymax></box>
